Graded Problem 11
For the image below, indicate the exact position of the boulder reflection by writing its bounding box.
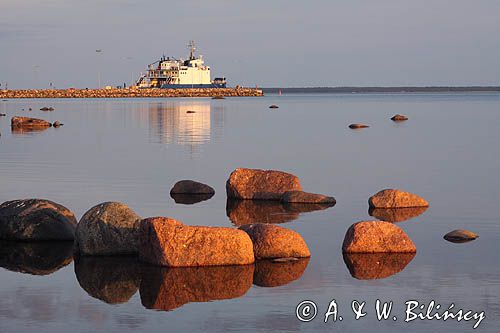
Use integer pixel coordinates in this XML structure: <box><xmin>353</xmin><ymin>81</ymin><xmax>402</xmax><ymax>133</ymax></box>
<box><xmin>74</xmin><ymin>256</ymin><xmax>140</xmax><ymax>304</ymax></box>
<box><xmin>0</xmin><ymin>241</ymin><xmax>73</xmax><ymax>275</ymax></box>
<box><xmin>170</xmin><ymin>193</ymin><xmax>214</xmax><ymax>205</ymax></box>
<box><xmin>140</xmin><ymin>264</ymin><xmax>254</xmax><ymax>311</ymax></box>
<box><xmin>253</xmin><ymin>258</ymin><xmax>310</xmax><ymax>287</ymax></box>
<box><xmin>343</xmin><ymin>252</ymin><xmax>416</xmax><ymax>280</ymax></box>
<box><xmin>369</xmin><ymin>207</ymin><xmax>428</xmax><ymax>223</ymax></box>
<box><xmin>227</xmin><ymin>199</ymin><xmax>334</xmax><ymax>226</ymax></box>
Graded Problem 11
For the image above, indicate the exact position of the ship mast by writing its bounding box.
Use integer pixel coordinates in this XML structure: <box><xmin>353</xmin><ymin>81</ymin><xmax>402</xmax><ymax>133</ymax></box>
<box><xmin>188</xmin><ymin>40</ymin><xmax>196</xmax><ymax>60</ymax></box>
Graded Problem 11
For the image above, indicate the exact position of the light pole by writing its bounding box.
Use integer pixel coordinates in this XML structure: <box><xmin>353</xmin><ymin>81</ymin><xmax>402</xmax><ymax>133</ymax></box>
<box><xmin>96</xmin><ymin>49</ymin><xmax>103</xmax><ymax>88</ymax></box>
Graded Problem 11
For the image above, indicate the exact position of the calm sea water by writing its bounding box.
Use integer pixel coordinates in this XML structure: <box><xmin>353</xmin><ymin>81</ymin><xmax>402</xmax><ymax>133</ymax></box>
<box><xmin>1</xmin><ymin>93</ymin><xmax>499</xmax><ymax>332</ymax></box>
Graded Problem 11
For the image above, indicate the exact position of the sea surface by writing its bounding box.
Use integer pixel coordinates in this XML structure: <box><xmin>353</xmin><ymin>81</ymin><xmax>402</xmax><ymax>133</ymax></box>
<box><xmin>0</xmin><ymin>93</ymin><xmax>499</xmax><ymax>332</ymax></box>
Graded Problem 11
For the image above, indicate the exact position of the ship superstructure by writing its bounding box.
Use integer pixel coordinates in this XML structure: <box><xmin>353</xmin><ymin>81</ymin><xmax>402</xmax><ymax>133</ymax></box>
<box><xmin>136</xmin><ymin>41</ymin><xmax>226</xmax><ymax>89</ymax></box>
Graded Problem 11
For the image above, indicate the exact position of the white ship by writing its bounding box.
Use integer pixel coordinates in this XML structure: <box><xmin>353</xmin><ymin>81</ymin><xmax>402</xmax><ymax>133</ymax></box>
<box><xmin>136</xmin><ymin>41</ymin><xmax>226</xmax><ymax>89</ymax></box>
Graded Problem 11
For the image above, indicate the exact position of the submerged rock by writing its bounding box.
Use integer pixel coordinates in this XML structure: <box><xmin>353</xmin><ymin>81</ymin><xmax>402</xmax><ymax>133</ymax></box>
<box><xmin>0</xmin><ymin>241</ymin><xmax>73</xmax><ymax>275</ymax></box>
<box><xmin>282</xmin><ymin>190</ymin><xmax>336</xmax><ymax>204</ymax></box>
<box><xmin>444</xmin><ymin>229</ymin><xmax>478</xmax><ymax>243</ymax></box>
<box><xmin>342</xmin><ymin>221</ymin><xmax>416</xmax><ymax>253</ymax></box>
<box><xmin>139</xmin><ymin>217</ymin><xmax>254</xmax><ymax>267</ymax></box>
<box><xmin>391</xmin><ymin>114</ymin><xmax>408</xmax><ymax>121</ymax></box>
<box><xmin>343</xmin><ymin>252</ymin><xmax>415</xmax><ymax>280</ymax></box>
<box><xmin>52</xmin><ymin>121</ymin><xmax>63</xmax><ymax>127</ymax></box>
<box><xmin>369</xmin><ymin>206</ymin><xmax>428</xmax><ymax>223</ymax></box>
<box><xmin>253</xmin><ymin>258</ymin><xmax>309</xmax><ymax>287</ymax></box>
<box><xmin>239</xmin><ymin>224</ymin><xmax>310</xmax><ymax>259</ymax></box>
<box><xmin>75</xmin><ymin>256</ymin><xmax>140</xmax><ymax>304</ymax></box>
<box><xmin>212</xmin><ymin>96</ymin><xmax>225</xmax><ymax>99</ymax></box>
<box><xmin>369</xmin><ymin>189</ymin><xmax>429</xmax><ymax>208</ymax></box>
<box><xmin>170</xmin><ymin>180</ymin><xmax>215</xmax><ymax>195</ymax></box>
<box><xmin>75</xmin><ymin>202</ymin><xmax>141</xmax><ymax>255</ymax></box>
<box><xmin>0</xmin><ymin>113</ymin><xmax>6</xmax><ymax>117</ymax></box>
<box><xmin>349</xmin><ymin>123</ymin><xmax>369</xmax><ymax>129</ymax></box>
<box><xmin>140</xmin><ymin>264</ymin><xmax>253</xmax><ymax>311</ymax></box>
<box><xmin>269</xmin><ymin>105</ymin><xmax>279</xmax><ymax>109</ymax></box>
<box><xmin>40</xmin><ymin>107</ymin><xmax>54</xmax><ymax>111</ymax></box>
<box><xmin>170</xmin><ymin>193</ymin><xmax>214</xmax><ymax>205</ymax></box>
<box><xmin>11</xmin><ymin>116</ymin><xmax>51</xmax><ymax>130</ymax></box>
<box><xmin>226</xmin><ymin>168</ymin><xmax>302</xmax><ymax>200</ymax></box>
<box><xmin>0</xmin><ymin>199</ymin><xmax>77</xmax><ymax>240</ymax></box>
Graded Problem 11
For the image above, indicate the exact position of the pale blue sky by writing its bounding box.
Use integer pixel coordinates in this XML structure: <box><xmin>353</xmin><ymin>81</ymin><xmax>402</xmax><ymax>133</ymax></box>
<box><xmin>1</xmin><ymin>0</ymin><xmax>499</xmax><ymax>88</ymax></box>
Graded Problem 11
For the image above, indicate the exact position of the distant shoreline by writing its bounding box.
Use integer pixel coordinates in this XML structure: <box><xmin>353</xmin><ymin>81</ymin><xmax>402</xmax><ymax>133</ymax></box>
<box><xmin>263</xmin><ymin>87</ymin><xmax>500</xmax><ymax>94</ymax></box>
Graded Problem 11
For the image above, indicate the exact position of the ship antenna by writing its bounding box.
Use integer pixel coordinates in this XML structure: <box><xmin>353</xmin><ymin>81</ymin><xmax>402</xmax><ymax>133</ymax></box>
<box><xmin>188</xmin><ymin>40</ymin><xmax>196</xmax><ymax>60</ymax></box>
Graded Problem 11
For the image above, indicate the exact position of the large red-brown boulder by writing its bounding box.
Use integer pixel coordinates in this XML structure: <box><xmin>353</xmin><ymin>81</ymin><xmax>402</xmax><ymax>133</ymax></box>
<box><xmin>0</xmin><ymin>199</ymin><xmax>77</xmax><ymax>240</ymax></box>
<box><xmin>368</xmin><ymin>189</ymin><xmax>429</xmax><ymax>208</ymax></box>
<box><xmin>342</xmin><ymin>221</ymin><xmax>416</xmax><ymax>253</ymax></box>
<box><xmin>282</xmin><ymin>191</ymin><xmax>336</xmax><ymax>204</ymax></box>
<box><xmin>239</xmin><ymin>224</ymin><xmax>310</xmax><ymax>259</ymax></box>
<box><xmin>140</xmin><ymin>265</ymin><xmax>254</xmax><ymax>311</ymax></box>
<box><xmin>75</xmin><ymin>202</ymin><xmax>141</xmax><ymax>255</ymax></box>
<box><xmin>226</xmin><ymin>168</ymin><xmax>302</xmax><ymax>200</ymax></box>
<box><xmin>139</xmin><ymin>217</ymin><xmax>255</xmax><ymax>267</ymax></box>
<box><xmin>11</xmin><ymin>116</ymin><xmax>51</xmax><ymax>129</ymax></box>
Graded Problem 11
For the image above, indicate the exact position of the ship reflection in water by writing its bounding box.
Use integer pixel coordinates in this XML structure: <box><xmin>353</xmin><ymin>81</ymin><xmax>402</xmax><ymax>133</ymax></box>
<box><xmin>147</xmin><ymin>100</ymin><xmax>224</xmax><ymax>154</ymax></box>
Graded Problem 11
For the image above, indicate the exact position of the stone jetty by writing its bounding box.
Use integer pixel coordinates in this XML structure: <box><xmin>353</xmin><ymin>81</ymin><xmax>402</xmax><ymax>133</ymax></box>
<box><xmin>0</xmin><ymin>87</ymin><xmax>263</xmax><ymax>99</ymax></box>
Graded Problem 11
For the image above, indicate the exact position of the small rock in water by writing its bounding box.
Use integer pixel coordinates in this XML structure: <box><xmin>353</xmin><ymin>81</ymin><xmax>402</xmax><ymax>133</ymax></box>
<box><xmin>269</xmin><ymin>105</ymin><xmax>279</xmax><ymax>109</ymax></box>
<box><xmin>349</xmin><ymin>123</ymin><xmax>369</xmax><ymax>129</ymax></box>
<box><xmin>369</xmin><ymin>189</ymin><xmax>428</xmax><ymax>208</ymax></box>
<box><xmin>40</xmin><ymin>107</ymin><xmax>54</xmax><ymax>111</ymax></box>
<box><xmin>391</xmin><ymin>114</ymin><xmax>408</xmax><ymax>121</ymax></box>
<box><xmin>170</xmin><ymin>180</ymin><xmax>215</xmax><ymax>195</ymax></box>
<box><xmin>0</xmin><ymin>113</ymin><xmax>6</xmax><ymax>117</ymax></box>
<box><xmin>444</xmin><ymin>229</ymin><xmax>478</xmax><ymax>243</ymax></box>
<box><xmin>186</xmin><ymin>110</ymin><xmax>196</xmax><ymax>114</ymax></box>
<box><xmin>53</xmin><ymin>121</ymin><xmax>63</xmax><ymax>127</ymax></box>
<box><xmin>212</xmin><ymin>96</ymin><xmax>225</xmax><ymax>99</ymax></box>
<box><xmin>28</xmin><ymin>108</ymin><xmax>32</xmax><ymax>111</ymax></box>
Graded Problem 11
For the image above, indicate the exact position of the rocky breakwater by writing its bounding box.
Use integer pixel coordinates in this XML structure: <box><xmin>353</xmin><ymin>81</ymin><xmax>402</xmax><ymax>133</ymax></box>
<box><xmin>139</xmin><ymin>217</ymin><xmax>254</xmax><ymax>267</ymax></box>
<box><xmin>0</xmin><ymin>87</ymin><xmax>263</xmax><ymax>99</ymax></box>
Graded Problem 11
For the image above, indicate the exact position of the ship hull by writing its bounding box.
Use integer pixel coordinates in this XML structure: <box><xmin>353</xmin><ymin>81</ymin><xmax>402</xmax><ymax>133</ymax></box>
<box><xmin>159</xmin><ymin>83</ymin><xmax>226</xmax><ymax>89</ymax></box>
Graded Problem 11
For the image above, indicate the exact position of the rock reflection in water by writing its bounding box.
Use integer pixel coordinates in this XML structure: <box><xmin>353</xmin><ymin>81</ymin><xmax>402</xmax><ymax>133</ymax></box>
<box><xmin>253</xmin><ymin>258</ymin><xmax>310</xmax><ymax>287</ymax></box>
<box><xmin>227</xmin><ymin>199</ymin><xmax>333</xmax><ymax>226</ymax></box>
<box><xmin>0</xmin><ymin>241</ymin><xmax>73</xmax><ymax>275</ymax></box>
<box><xmin>369</xmin><ymin>207</ymin><xmax>428</xmax><ymax>222</ymax></box>
<box><xmin>11</xmin><ymin>127</ymin><xmax>50</xmax><ymax>135</ymax></box>
<box><xmin>140</xmin><ymin>264</ymin><xmax>254</xmax><ymax>311</ymax></box>
<box><xmin>343</xmin><ymin>252</ymin><xmax>416</xmax><ymax>280</ymax></box>
<box><xmin>74</xmin><ymin>256</ymin><xmax>140</xmax><ymax>304</ymax></box>
<box><xmin>170</xmin><ymin>193</ymin><xmax>214</xmax><ymax>205</ymax></box>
